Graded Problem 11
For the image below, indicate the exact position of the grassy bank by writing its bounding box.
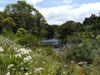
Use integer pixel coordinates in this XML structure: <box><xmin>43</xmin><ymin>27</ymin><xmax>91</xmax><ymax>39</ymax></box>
<box><xmin>0</xmin><ymin>35</ymin><xmax>100</xmax><ymax>75</ymax></box>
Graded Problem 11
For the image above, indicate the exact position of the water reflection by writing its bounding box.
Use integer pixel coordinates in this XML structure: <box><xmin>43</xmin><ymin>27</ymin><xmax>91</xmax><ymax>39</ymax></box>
<box><xmin>40</xmin><ymin>39</ymin><xmax>62</xmax><ymax>52</ymax></box>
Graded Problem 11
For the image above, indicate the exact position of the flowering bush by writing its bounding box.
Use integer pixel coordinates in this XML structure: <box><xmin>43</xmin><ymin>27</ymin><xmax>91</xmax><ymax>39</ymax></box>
<box><xmin>0</xmin><ymin>47</ymin><xmax>4</xmax><ymax>52</ymax></box>
<box><xmin>0</xmin><ymin>36</ymin><xmax>62</xmax><ymax>75</ymax></box>
<box><xmin>0</xmin><ymin>35</ymin><xmax>94</xmax><ymax>75</ymax></box>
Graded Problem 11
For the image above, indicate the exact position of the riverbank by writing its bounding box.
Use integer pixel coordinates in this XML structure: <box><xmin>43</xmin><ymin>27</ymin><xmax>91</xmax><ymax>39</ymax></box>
<box><xmin>1</xmin><ymin>35</ymin><xmax>100</xmax><ymax>75</ymax></box>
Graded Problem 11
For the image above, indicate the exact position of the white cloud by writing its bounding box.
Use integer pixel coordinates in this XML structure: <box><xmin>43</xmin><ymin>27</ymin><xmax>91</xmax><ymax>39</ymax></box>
<box><xmin>63</xmin><ymin>0</ymin><xmax>73</xmax><ymax>4</ymax></box>
<box><xmin>0</xmin><ymin>7</ymin><xmax>4</xmax><ymax>11</ymax></box>
<box><xmin>26</xmin><ymin>0</ymin><xmax>44</xmax><ymax>5</ymax></box>
<box><xmin>38</xmin><ymin>2</ymin><xmax>100</xmax><ymax>25</ymax></box>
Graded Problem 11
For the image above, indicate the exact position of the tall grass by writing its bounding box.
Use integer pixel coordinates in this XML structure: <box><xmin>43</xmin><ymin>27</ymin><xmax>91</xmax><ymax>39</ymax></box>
<box><xmin>0</xmin><ymin>35</ymin><xmax>67</xmax><ymax>75</ymax></box>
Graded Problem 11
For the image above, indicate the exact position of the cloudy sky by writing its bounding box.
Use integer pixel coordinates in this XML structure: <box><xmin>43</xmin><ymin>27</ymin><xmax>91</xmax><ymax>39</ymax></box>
<box><xmin>0</xmin><ymin>0</ymin><xmax>100</xmax><ymax>25</ymax></box>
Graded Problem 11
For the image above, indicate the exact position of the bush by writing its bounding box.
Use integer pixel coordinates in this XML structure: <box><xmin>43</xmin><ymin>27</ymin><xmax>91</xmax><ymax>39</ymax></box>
<box><xmin>66</xmin><ymin>40</ymin><xmax>94</xmax><ymax>63</ymax></box>
<box><xmin>15</xmin><ymin>28</ymin><xmax>27</xmax><ymax>37</ymax></box>
<box><xmin>16</xmin><ymin>28</ymin><xmax>40</xmax><ymax>47</ymax></box>
<box><xmin>1</xmin><ymin>17</ymin><xmax>16</xmax><ymax>31</ymax></box>
<box><xmin>0</xmin><ymin>36</ymin><xmax>62</xmax><ymax>75</ymax></box>
<box><xmin>17</xmin><ymin>34</ymin><xmax>40</xmax><ymax>47</ymax></box>
<box><xmin>66</xmin><ymin>36</ymin><xmax>100</xmax><ymax>64</ymax></box>
<box><xmin>1</xmin><ymin>29</ymin><xmax>16</xmax><ymax>40</ymax></box>
<box><xmin>66</xmin><ymin>34</ymin><xmax>84</xmax><ymax>44</ymax></box>
<box><xmin>66</xmin><ymin>32</ymin><xmax>95</xmax><ymax>44</ymax></box>
<box><xmin>92</xmin><ymin>55</ymin><xmax>100</xmax><ymax>75</ymax></box>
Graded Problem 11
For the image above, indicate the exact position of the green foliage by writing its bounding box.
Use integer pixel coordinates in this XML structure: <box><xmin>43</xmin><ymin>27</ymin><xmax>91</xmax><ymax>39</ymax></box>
<box><xmin>66</xmin><ymin>40</ymin><xmax>94</xmax><ymax>63</ymax></box>
<box><xmin>66</xmin><ymin>32</ymin><xmax>95</xmax><ymax>44</ymax></box>
<box><xmin>1</xmin><ymin>1</ymin><xmax>100</xmax><ymax>75</ymax></box>
<box><xmin>16</xmin><ymin>28</ymin><xmax>40</xmax><ymax>47</ymax></box>
<box><xmin>0</xmin><ymin>36</ymin><xmax>65</xmax><ymax>75</ymax></box>
<box><xmin>58</xmin><ymin>21</ymin><xmax>83</xmax><ymax>39</ymax></box>
<box><xmin>15</xmin><ymin>28</ymin><xmax>27</xmax><ymax>37</ymax></box>
<box><xmin>1</xmin><ymin>29</ymin><xmax>16</xmax><ymax>40</ymax></box>
<box><xmin>66</xmin><ymin>33</ymin><xmax>84</xmax><ymax>44</ymax></box>
<box><xmin>66</xmin><ymin>35</ymin><xmax>100</xmax><ymax>64</ymax></box>
<box><xmin>4</xmin><ymin>1</ymin><xmax>48</xmax><ymax>39</ymax></box>
<box><xmin>83</xmin><ymin>14</ymin><xmax>100</xmax><ymax>26</ymax></box>
<box><xmin>92</xmin><ymin>55</ymin><xmax>100</xmax><ymax>75</ymax></box>
<box><xmin>1</xmin><ymin>17</ymin><xmax>16</xmax><ymax>31</ymax></box>
<box><xmin>83</xmin><ymin>14</ymin><xmax>100</xmax><ymax>34</ymax></box>
<box><xmin>46</xmin><ymin>25</ymin><xmax>59</xmax><ymax>39</ymax></box>
<box><xmin>43</xmin><ymin>47</ymin><xmax>56</xmax><ymax>56</ymax></box>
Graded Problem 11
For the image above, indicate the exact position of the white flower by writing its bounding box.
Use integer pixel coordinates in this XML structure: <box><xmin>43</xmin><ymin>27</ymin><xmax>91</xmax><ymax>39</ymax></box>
<box><xmin>38</xmin><ymin>49</ymin><xmax>41</xmax><ymax>52</ymax></box>
<box><xmin>34</xmin><ymin>68</ymin><xmax>44</xmax><ymax>73</ymax></box>
<box><xmin>33</xmin><ymin>55</ymin><xmax>36</xmax><ymax>57</ymax></box>
<box><xmin>17</xmin><ymin>48</ymin><xmax>32</xmax><ymax>55</ymax></box>
<box><xmin>43</xmin><ymin>62</ymin><xmax>45</xmax><ymax>64</ymax></box>
<box><xmin>64</xmin><ymin>65</ymin><xmax>67</xmax><ymax>67</ymax></box>
<box><xmin>79</xmin><ymin>43</ymin><xmax>82</xmax><ymax>47</ymax></box>
<box><xmin>6</xmin><ymin>72</ymin><xmax>10</xmax><ymax>75</ymax></box>
<box><xmin>23</xmin><ymin>56</ymin><xmax>32</xmax><ymax>62</ymax></box>
<box><xmin>13</xmin><ymin>68</ymin><xmax>16</xmax><ymax>71</ymax></box>
<box><xmin>21</xmin><ymin>68</ymin><xmax>24</xmax><ymax>70</ymax></box>
<box><xmin>63</xmin><ymin>72</ymin><xmax>66</xmax><ymax>74</ymax></box>
<box><xmin>25</xmin><ymin>73</ymin><xmax>29</xmax><ymax>75</ymax></box>
<box><xmin>15</xmin><ymin>54</ymin><xmax>21</xmax><ymax>58</ymax></box>
<box><xmin>0</xmin><ymin>47</ymin><xmax>4</xmax><ymax>52</ymax></box>
<box><xmin>7</xmin><ymin>64</ymin><xmax>14</xmax><ymax>69</ymax></box>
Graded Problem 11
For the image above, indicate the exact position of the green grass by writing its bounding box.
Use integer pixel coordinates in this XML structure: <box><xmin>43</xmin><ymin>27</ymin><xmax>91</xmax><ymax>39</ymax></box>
<box><xmin>0</xmin><ymin>35</ymin><xmax>100</xmax><ymax>75</ymax></box>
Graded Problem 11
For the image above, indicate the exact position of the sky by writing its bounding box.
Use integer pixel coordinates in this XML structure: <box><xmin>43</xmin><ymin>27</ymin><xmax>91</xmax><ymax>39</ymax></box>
<box><xmin>0</xmin><ymin>0</ymin><xmax>100</xmax><ymax>25</ymax></box>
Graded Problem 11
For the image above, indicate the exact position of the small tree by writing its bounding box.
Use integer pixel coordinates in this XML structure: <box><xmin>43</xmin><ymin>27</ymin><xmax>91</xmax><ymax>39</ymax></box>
<box><xmin>16</xmin><ymin>28</ymin><xmax>40</xmax><ymax>47</ymax></box>
<box><xmin>15</xmin><ymin>28</ymin><xmax>27</xmax><ymax>37</ymax></box>
<box><xmin>1</xmin><ymin>17</ymin><xmax>16</xmax><ymax>31</ymax></box>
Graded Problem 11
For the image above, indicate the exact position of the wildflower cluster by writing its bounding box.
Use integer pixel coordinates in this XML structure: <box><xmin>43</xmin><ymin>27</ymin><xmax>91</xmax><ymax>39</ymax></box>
<box><xmin>7</xmin><ymin>64</ymin><xmax>14</xmax><ymax>69</ymax></box>
<box><xmin>0</xmin><ymin>36</ymin><xmax>64</xmax><ymax>75</ymax></box>
<box><xmin>34</xmin><ymin>68</ymin><xmax>44</xmax><ymax>73</ymax></box>
<box><xmin>0</xmin><ymin>47</ymin><xmax>4</xmax><ymax>52</ymax></box>
<box><xmin>23</xmin><ymin>56</ymin><xmax>32</xmax><ymax>62</ymax></box>
<box><xmin>17</xmin><ymin>48</ymin><xmax>32</xmax><ymax>55</ymax></box>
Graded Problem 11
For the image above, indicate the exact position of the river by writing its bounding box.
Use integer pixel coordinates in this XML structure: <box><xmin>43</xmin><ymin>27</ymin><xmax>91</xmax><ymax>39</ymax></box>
<box><xmin>40</xmin><ymin>39</ymin><xmax>63</xmax><ymax>52</ymax></box>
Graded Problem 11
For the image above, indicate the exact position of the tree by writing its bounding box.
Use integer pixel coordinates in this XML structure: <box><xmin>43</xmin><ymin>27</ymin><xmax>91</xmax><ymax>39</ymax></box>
<box><xmin>1</xmin><ymin>17</ymin><xmax>16</xmax><ymax>31</ymax></box>
<box><xmin>83</xmin><ymin>14</ymin><xmax>100</xmax><ymax>37</ymax></box>
<box><xmin>4</xmin><ymin>1</ymin><xmax>48</xmax><ymax>39</ymax></box>
<box><xmin>16</xmin><ymin>28</ymin><xmax>40</xmax><ymax>47</ymax></box>
<box><xmin>83</xmin><ymin>14</ymin><xmax>99</xmax><ymax>26</ymax></box>
<box><xmin>35</xmin><ymin>11</ymin><xmax>48</xmax><ymax>38</ymax></box>
<box><xmin>0</xmin><ymin>13</ymin><xmax>3</xmax><ymax>33</ymax></box>
<box><xmin>4</xmin><ymin>1</ymin><xmax>37</xmax><ymax>29</ymax></box>
<box><xmin>46</xmin><ymin>25</ymin><xmax>59</xmax><ymax>39</ymax></box>
<box><xmin>58</xmin><ymin>21</ymin><xmax>83</xmax><ymax>39</ymax></box>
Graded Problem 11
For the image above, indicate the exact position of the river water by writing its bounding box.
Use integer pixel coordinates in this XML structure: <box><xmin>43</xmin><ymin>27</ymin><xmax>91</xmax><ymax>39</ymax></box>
<box><xmin>40</xmin><ymin>39</ymin><xmax>63</xmax><ymax>52</ymax></box>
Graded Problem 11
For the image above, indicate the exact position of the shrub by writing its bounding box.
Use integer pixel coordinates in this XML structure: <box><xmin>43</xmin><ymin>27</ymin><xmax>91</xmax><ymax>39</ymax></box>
<box><xmin>1</xmin><ymin>29</ymin><xmax>16</xmax><ymax>40</ymax></box>
<box><xmin>16</xmin><ymin>28</ymin><xmax>40</xmax><ymax>47</ymax></box>
<box><xmin>15</xmin><ymin>28</ymin><xmax>27</xmax><ymax>37</ymax></box>
<box><xmin>1</xmin><ymin>17</ymin><xmax>16</xmax><ymax>31</ymax></box>
<box><xmin>17</xmin><ymin>34</ymin><xmax>40</xmax><ymax>47</ymax></box>
<box><xmin>66</xmin><ymin>40</ymin><xmax>94</xmax><ymax>63</ymax></box>
<box><xmin>0</xmin><ymin>37</ymin><xmax>61</xmax><ymax>75</ymax></box>
<box><xmin>66</xmin><ymin>34</ymin><xmax>84</xmax><ymax>44</ymax></box>
<box><xmin>66</xmin><ymin>32</ymin><xmax>95</xmax><ymax>44</ymax></box>
<box><xmin>66</xmin><ymin>36</ymin><xmax>100</xmax><ymax>64</ymax></box>
<box><xmin>92</xmin><ymin>55</ymin><xmax>100</xmax><ymax>75</ymax></box>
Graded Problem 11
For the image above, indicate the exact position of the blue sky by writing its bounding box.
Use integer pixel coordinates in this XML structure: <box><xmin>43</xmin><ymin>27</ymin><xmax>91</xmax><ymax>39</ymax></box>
<box><xmin>0</xmin><ymin>0</ymin><xmax>100</xmax><ymax>8</ymax></box>
<box><xmin>0</xmin><ymin>0</ymin><xmax>100</xmax><ymax>25</ymax></box>
<box><xmin>36</xmin><ymin>0</ymin><xmax>100</xmax><ymax>7</ymax></box>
